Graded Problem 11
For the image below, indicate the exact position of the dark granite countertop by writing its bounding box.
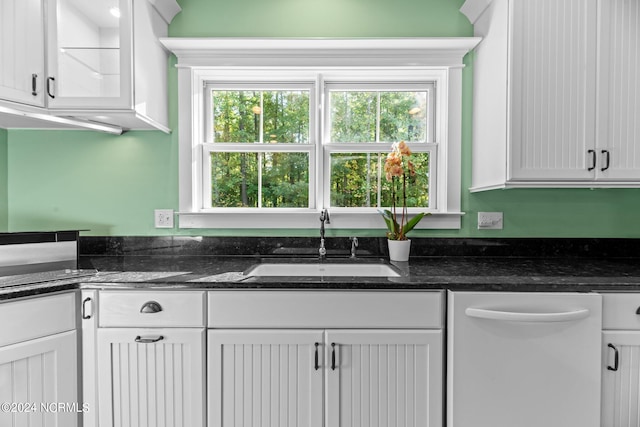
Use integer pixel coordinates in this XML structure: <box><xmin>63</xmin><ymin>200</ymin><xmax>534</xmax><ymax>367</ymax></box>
<box><xmin>3</xmin><ymin>255</ymin><xmax>640</xmax><ymax>300</ymax></box>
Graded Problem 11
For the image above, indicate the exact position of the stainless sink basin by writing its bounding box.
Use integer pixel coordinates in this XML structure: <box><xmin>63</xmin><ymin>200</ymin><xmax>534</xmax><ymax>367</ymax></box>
<box><xmin>246</xmin><ymin>262</ymin><xmax>401</xmax><ymax>277</ymax></box>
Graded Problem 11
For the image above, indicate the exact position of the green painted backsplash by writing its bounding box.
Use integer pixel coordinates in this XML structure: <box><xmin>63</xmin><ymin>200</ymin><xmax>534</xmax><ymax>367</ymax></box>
<box><xmin>5</xmin><ymin>0</ymin><xmax>640</xmax><ymax>237</ymax></box>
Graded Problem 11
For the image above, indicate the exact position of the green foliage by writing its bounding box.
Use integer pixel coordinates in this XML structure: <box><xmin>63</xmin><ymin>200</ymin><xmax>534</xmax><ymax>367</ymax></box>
<box><xmin>378</xmin><ymin>209</ymin><xmax>429</xmax><ymax>240</ymax></box>
<box><xmin>210</xmin><ymin>89</ymin><xmax>430</xmax><ymax>210</ymax></box>
<box><xmin>331</xmin><ymin>91</ymin><xmax>427</xmax><ymax>143</ymax></box>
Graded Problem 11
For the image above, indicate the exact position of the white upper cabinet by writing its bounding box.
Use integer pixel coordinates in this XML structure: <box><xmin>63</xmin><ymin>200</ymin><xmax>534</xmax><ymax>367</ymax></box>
<box><xmin>596</xmin><ymin>0</ymin><xmax>640</xmax><ymax>181</ymax></box>
<box><xmin>463</xmin><ymin>0</ymin><xmax>640</xmax><ymax>190</ymax></box>
<box><xmin>46</xmin><ymin>0</ymin><xmax>133</xmax><ymax>110</ymax></box>
<box><xmin>0</xmin><ymin>0</ymin><xmax>45</xmax><ymax>107</ymax></box>
<box><xmin>0</xmin><ymin>0</ymin><xmax>180</xmax><ymax>133</ymax></box>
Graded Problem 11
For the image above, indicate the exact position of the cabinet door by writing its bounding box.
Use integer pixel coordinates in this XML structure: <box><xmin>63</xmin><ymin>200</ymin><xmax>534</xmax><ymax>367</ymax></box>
<box><xmin>45</xmin><ymin>0</ymin><xmax>132</xmax><ymax>109</ymax></box>
<box><xmin>509</xmin><ymin>0</ymin><xmax>598</xmax><ymax>181</ymax></box>
<box><xmin>97</xmin><ymin>328</ymin><xmax>205</xmax><ymax>427</ymax></box>
<box><xmin>0</xmin><ymin>330</ymin><xmax>78</xmax><ymax>427</ymax></box>
<box><xmin>0</xmin><ymin>0</ymin><xmax>45</xmax><ymax>106</ymax></box>
<box><xmin>325</xmin><ymin>330</ymin><xmax>443</xmax><ymax>427</ymax></box>
<box><xmin>596</xmin><ymin>0</ymin><xmax>640</xmax><ymax>181</ymax></box>
<box><xmin>602</xmin><ymin>331</ymin><xmax>640</xmax><ymax>427</ymax></box>
<box><xmin>208</xmin><ymin>330</ymin><xmax>324</xmax><ymax>427</ymax></box>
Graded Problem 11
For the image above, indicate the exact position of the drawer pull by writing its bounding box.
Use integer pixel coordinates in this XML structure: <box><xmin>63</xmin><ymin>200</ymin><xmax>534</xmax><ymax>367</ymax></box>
<box><xmin>140</xmin><ymin>301</ymin><xmax>163</xmax><ymax>313</ymax></box>
<box><xmin>31</xmin><ymin>74</ymin><xmax>38</xmax><ymax>96</ymax></box>
<box><xmin>82</xmin><ymin>297</ymin><xmax>92</xmax><ymax>320</ymax></box>
<box><xmin>331</xmin><ymin>342</ymin><xmax>337</xmax><ymax>370</ymax></box>
<box><xmin>607</xmin><ymin>343</ymin><xmax>619</xmax><ymax>371</ymax></box>
<box><xmin>135</xmin><ymin>335</ymin><xmax>164</xmax><ymax>344</ymax></box>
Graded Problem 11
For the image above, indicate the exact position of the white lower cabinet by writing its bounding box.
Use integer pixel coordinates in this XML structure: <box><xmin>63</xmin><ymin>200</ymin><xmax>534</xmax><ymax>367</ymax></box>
<box><xmin>601</xmin><ymin>331</ymin><xmax>640</xmax><ymax>427</ymax></box>
<box><xmin>600</xmin><ymin>293</ymin><xmax>640</xmax><ymax>427</ymax></box>
<box><xmin>0</xmin><ymin>292</ymin><xmax>79</xmax><ymax>427</ymax></box>
<box><xmin>208</xmin><ymin>329</ymin><xmax>442</xmax><ymax>427</ymax></box>
<box><xmin>208</xmin><ymin>330</ymin><xmax>324</xmax><ymax>427</ymax></box>
<box><xmin>0</xmin><ymin>330</ymin><xmax>78</xmax><ymax>427</ymax></box>
<box><xmin>90</xmin><ymin>290</ymin><xmax>207</xmax><ymax>427</ymax></box>
<box><xmin>207</xmin><ymin>290</ymin><xmax>444</xmax><ymax>427</ymax></box>
<box><xmin>325</xmin><ymin>330</ymin><xmax>442</xmax><ymax>427</ymax></box>
<box><xmin>96</xmin><ymin>328</ymin><xmax>205</xmax><ymax>427</ymax></box>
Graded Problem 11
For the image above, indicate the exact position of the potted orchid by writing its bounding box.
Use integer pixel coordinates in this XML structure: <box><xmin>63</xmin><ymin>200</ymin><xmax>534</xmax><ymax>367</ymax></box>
<box><xmin>378</xmin><ymin>141</ymin><xmax>429</xmax><ymax>261</ymax></box>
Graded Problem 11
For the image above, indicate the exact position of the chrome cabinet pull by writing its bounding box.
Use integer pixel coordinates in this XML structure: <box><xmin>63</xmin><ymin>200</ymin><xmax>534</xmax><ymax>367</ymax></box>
<box><xmin>587</xmin><ymin>149</ymin><xmax>596</xmax><ymax>171</ymax></box>
<box><xmin>314</xmin><ymin>342</ymin><xmax>320</xmax><ymax>370</ymax></box>
<box><xmin>331</xmin><ymin>342</ymin><xmax>336</xmax><ymax>370</ymax></box>
<box><xmin>81</xmin><ymin>297</ymin><xmax>92</xmax><ymax>319</ymax></box>
<box><xmin>140</xmin><ymin>301</ymin><xmax>162</xmax><ymax>313</ymax></box>
<box><xmin>46</xmin><ymin>77</ymin><xmax>55</xmax><ymax>98</ymax></box>
<box><xmin>607</xmin><ymin>343</ymin><xmax>619</xmax><ymax>371</ymax></box>
<box><xmin>31</xmin><ymin>74</ymin><xmax>37</xmax><ymax>96</ymax></box>
<box><xmin>601</xmin><ymin>150</ymin><xmax>610</xmax><ymax>172</ymax></box>
<box><xmin>135</xmin><ymin>335</ymin><xmax>164</xmax><ymax>344</ymax></box>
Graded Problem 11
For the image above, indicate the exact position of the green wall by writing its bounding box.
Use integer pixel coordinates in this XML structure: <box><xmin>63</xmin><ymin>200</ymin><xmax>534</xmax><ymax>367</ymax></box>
<box><xmin>0</xmin><ymin>128</ymin><xmax>7</xmax><ymax>232</ymax></box>
<box><xmin>6</xmin><ymin>0</ymin><xmax>640</xmax><ymax>237</ymax></box>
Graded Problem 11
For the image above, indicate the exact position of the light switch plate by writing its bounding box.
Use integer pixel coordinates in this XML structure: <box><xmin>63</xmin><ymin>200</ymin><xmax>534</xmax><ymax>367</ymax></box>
<box><xmin>478</xmin><ymin>212</ymin><xmax>503</xmax><ymax>230</ymax></box>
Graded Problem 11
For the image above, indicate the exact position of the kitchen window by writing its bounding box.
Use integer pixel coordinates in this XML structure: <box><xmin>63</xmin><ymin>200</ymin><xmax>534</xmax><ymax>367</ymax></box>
<box><xmin>204</xmin><ymin>85</ymin><xmax>314</xmax><ymax>209</ymax></box>
<box><xmin>163</xmin><ymin>38</ymin><xmax>479</xmax><ymax>229</ymax></box>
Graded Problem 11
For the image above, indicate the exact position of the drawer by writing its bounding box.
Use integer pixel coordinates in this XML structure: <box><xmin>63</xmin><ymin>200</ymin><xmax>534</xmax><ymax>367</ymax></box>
<box><xmin>0</xmin><ymin>292</ymin><xmax>76</xmax><ymax>347</ymax></box>
<box><xmin>99</xmin><ymin>291</ymin><xmax>205</xmax><ymax>327</ymax></box>
<box><xmin>208</xmin><ymin>290</ymin><xmax>443</xmax><ymax>328</ymax></box>
<box><xmin>602</xmin><ymin>293</ymin><xmax>640</xmax><ymax>329</ymax></box>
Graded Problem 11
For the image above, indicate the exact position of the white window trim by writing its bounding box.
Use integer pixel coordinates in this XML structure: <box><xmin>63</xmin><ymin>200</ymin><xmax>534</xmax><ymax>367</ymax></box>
<box><xmin>161</xmin><ymin>37</ymin><xmax>481</xmax><ymax>229</ymax></box>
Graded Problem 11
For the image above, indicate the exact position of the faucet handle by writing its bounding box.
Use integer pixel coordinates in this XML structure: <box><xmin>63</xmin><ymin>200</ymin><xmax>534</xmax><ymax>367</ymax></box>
<box><xmin>320</xmin><ymin>208</ymin><xmax>330</xmax><ymax>224</ymax></box>
<box><xmin>350</xmin><ymin>237</ymin><xmax>358</xmax><ymax>258</ymax></box>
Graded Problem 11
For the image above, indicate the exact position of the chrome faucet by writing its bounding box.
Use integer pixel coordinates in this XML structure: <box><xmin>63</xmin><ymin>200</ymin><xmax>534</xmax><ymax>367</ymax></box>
<box><xmin>350</xmin><ymin>237</ymin><xmax>359</xmax><ymax>258</ymax></box>
<box><xmin>319</xmin><ymin>208</ymin><xmax>330</xmax><ymax>259</ymax></box>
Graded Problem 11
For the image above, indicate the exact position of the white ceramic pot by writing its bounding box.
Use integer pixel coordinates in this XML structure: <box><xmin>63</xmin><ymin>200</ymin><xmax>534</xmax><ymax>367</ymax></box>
<box><xmin>388</xmin><ymin>239</ymin><xmax>411</xmax><ymax>262</ymax></box>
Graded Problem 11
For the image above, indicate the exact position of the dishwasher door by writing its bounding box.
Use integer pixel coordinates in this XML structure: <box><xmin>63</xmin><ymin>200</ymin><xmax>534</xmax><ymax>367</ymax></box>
<box><xmin>447</xmin><ymin>291</ymin><xmax>602</xmax><ymax>427</ymax></box>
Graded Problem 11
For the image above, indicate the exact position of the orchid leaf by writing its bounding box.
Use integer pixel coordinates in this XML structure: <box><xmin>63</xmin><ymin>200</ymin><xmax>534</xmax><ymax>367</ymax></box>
<box><xmin>377</xmin><ymin>209</ymin><xmax>397</xmax><ymax>234</ymax></box>
<box><xmin>402</xmin><ymin>212</ymin><xmax>430</xmax><ymax>235</ymax></box>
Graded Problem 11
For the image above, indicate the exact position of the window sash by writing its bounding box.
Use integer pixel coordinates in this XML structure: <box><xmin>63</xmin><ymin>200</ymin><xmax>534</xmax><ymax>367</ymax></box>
<box><xmin>202</xmin><ymin>144</ymin><xmax>317</xmax><ymax>210</ymax></box>
<box><xmin>323</xmin><ymin>82</ymin><xmax>436</xmax><ymax>144</ymax></box>
<box><xmin>322</xmin><ymin>143</ymin><xmax>437</xmax><ymax>210</ymax></box>
<box><xmin>204</xmin><ymin>82</ymin><xmax>316</xmax><ymax>144</ymax></box>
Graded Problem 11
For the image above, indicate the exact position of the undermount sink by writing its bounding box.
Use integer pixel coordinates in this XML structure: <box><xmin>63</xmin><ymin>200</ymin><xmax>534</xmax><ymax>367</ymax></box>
<box><xmin>246</xmin><ymin>262</ymin><xmax>401</xmax><ymax>277</ymax></box>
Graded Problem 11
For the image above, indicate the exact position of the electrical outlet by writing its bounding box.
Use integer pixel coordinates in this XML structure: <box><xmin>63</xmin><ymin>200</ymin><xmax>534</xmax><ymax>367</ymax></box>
<box><xmin>154</xmin><ymin>209</ymin><xmax>174</xmax><ymax>228</ymax></box>
<box><xmin>478</xmin><ymin>212</ymin><xmax>503</xmax><ymax>230</ymax></box>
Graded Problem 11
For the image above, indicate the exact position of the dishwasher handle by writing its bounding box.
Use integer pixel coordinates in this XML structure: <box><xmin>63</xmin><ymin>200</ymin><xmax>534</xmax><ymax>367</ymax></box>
<box><xmin>465</xmin><ymin>307</ymin><xmax>590</xmax><ymax>323</ymax></box>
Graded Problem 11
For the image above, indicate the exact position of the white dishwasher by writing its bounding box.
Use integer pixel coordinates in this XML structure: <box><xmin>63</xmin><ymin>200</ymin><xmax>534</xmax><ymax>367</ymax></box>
<box><xmin>448</xmin><ymin>291</ymin><xmax>602</xmax><ymax>427</ymax></box>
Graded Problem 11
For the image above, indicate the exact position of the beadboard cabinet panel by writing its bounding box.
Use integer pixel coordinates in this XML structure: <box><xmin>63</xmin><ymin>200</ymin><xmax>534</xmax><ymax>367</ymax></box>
<box><xmin>0</xmin><ymin>331</ymin><xmax>78</xmax><ymax>427</ymax></box>
<box><xmin>97</xmin><ymin>328</ymin><xmax>205</xmax><ymax>427</ymax></box>
<box><xmin>325</xmin><ymin>330</ymin><xmax>443</xmax><ymax>427</ymax></box>
<box><xmin>208</xmin><ymin>330</ymin><xmax>324</xmax><ymax>427</ymax></box>
<box><xmin>510</xmin><ymin>0</ymin><xmax>597</xmax><ymax>181</ymax></box>
<box><xmin>602</xmin><ymin>331</ymin><xmax>640</xmax><ymax>427</ymax></box>
<box><xmin>596</xmin><ymin>0</ymin><xmax>640</xmax><ymax>181</ymax></box>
